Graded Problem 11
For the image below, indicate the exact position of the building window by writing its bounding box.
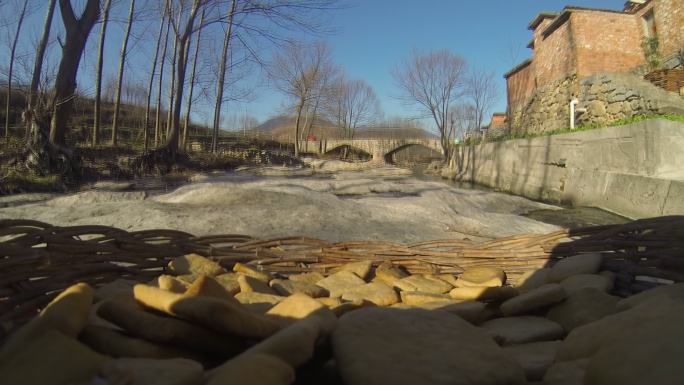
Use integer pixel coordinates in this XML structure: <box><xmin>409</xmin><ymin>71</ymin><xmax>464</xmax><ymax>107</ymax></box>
<box><xmin>643</xmin><ymin>10</ymin><xmax>657</xmax><ymax>37</ymax></box>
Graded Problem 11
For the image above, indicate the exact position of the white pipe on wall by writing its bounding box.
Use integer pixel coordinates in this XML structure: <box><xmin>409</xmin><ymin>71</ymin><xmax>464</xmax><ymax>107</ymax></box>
<box><xmin>570</xmin><ymin>99</ymin><xmax>579</xmax><ymax>129</ymax></box>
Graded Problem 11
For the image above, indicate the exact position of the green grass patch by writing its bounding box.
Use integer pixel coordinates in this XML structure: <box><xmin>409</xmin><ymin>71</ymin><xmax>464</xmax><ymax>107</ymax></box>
<box><xmin>482</xmin><ymin>114</ymin><xmax>684</xmax><ymax>144</ymax></box>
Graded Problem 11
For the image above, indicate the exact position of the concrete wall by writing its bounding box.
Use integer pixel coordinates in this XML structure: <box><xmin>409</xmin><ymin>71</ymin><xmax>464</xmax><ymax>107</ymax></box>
<box><xmin>451</xmin><ymin>119</ymin><xmax>684</xmax><ymax>219</ymax></box>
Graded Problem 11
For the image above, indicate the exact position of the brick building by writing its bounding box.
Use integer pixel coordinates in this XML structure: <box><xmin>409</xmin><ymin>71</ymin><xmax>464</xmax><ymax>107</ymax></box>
<box><xmin>505</xmin><ymin>0</ymin><xmax>684</xmax><ymax>133</ymax></box>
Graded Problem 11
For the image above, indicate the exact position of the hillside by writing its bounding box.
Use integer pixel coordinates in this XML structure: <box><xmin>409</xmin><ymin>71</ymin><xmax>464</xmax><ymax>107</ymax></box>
<box><xmin>0</xmin><ymin>86</ymin><xmax>212</xmax><ymax>146</ymax></box>
<box><xmin>254</xmin><ymin>114</ymin><xmax>438</xmax><ymax>140</ymax></box>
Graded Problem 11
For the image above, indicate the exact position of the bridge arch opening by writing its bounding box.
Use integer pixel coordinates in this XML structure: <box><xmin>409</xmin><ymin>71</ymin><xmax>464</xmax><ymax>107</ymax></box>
<box><xmin>384</xmin><ymin>143</ymin><xmax>443</xmax><ymax>165</ymax></box>
<box><xmin>323</xmin><ymin>144</ymin><xmax>372</xmax><ymax>161</ymax></box>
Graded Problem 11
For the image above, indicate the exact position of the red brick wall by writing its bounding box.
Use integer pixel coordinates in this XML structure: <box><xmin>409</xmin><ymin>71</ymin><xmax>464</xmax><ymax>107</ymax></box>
<box><xmin>635</xmin><ymin>0</ymin><xmax>684</xmax><ymax>61</ymax></box>
<box><xmin>489</xmin><ymin>114</ymin><xmax>507</xmax><ymax>129</ymax></box>
<box><xmin>533</xmin><ymin>18</ymin><xmax>576</xmax><ymax>85</ymax></box>
<box><xmin>571</xmin><ymin>10</ymin><xmax>645</xmax><ymax>78</ymax></box>
<box><xmin>506</xmin><ymin>61</ymin><xmax>535</xmax><ymax>121</ymax></box>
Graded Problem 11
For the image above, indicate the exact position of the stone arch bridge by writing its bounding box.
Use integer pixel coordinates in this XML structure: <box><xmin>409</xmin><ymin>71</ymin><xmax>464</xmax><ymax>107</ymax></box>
<box><xmin>304</xmin><ymin>138</ymin><xmax>444</xmax><ymax>162</ymax></box>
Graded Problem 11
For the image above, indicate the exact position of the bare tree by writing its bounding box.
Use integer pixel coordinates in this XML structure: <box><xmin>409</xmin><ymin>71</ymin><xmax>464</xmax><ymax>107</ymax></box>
<box><xmin>24</xmin><ymin>0</ymin><xmax>56</xmax><ymax>142</ymax></box>
<box><xmin>211</xmin><ymin>0</ymin><xmax>237</xmax><ymax>154</ymax></box>
<box><xmin>3</xmin><ymin>0</ymin><xmax>29</xmax><ymax>140</ymax></box>
<box><xmin>450</xmin><ymin>102</ymin><xmax>477</xmax><ymax>141</ymax></box>
<box><xmin>393</xmin><ymin>49</ymin><xmax>466</xmax><ymax>161</ymax></box>
<box><xmin>161</xmin><ymin>0</ymin><xmax>202</xmax><ymax>155</ymax></box>
<box><xmin>270</xmin><ymin>41</ymin><xmax>336</xmax><ymax>156</ymax></box>
<box><xmin>154</xmin><ymin>12</ymin><xmax>171</xmax><ymax>146</ymax></box>
<box><xmin>48</xmin><ymin>0</ymin><xmax>100</xmax><ymax>147</ymax></box>
<box><xmin>143</xmin><ymin>0</ymin><xmax>168</xmax><ymax>151</ymax></box>
<box><xmin>465</xmin><ymin>69</ymin><xmax>498</xmax><ymax>131</ymax></box>
<box><xmin>326</xmin><ymin>76</ymin><xmax>380</xmax><ymax>139</ymax></box>
<box><xmin>111</xmin><ymin>0</ymin><xmax>136</xmax><ymax>146</ymax></box>
<box><xmin>93</xmin><ymin>0</ymin><xmax>113</xmax><ymax>146</ymax></box>
<box><xmin>182</xmin><ymin>6</ymin><xmax>205</xmax><ymax>151</ymax></box>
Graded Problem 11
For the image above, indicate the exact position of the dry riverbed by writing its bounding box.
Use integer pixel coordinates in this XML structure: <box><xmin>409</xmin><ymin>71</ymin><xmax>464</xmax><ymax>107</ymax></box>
<box><xmin>0</xmin><ymin>160</ymin><xmax>565</xmax><ymax>242</ymax></box>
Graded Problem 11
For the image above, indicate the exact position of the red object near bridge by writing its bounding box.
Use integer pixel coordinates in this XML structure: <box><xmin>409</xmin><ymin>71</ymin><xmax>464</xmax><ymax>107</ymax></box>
<box><xmin>307</xmin><ymin>134</ymin><xmax>317</xmax><ymax>141</ymax></box>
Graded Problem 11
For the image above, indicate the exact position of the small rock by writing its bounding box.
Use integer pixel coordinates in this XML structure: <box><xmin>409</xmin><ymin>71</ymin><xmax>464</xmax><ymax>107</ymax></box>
<box><xmin>458</xmin><ymin>267</ymin><xmax>506</xmax><ymax>287</ymax></box>
<box><xmin>158</xmin><ymin>275</ymin><xmax>190</xmax><ymax>293</ymax></box>
<box><xmin>547</xmin><ymin>254</ymin><xmax>602</xmax><ymax>283</ymax></box>
<box><xmin>175</xmin><ymin>274</ymin><xmax>199</xmax><ymax>284</ymax></box>
<box><xmin>134</xmin><ymin>284</ymin><xmax>281</xmax><ymax>338</ymax></box>
<box><xmin>317</xmin><ymin>271</ymin><xmax>366</xmax><ymax>298</ymax></box>
<box><xmin>206</xmin><ymin>353</ymin><xmax>295</xmax><ymax>385</ymax></box>
<box><xmin>330</xmin><ymin>301</ymin><xmax>365</xmax><ymax>317</ymax></box>
<box><xmin>331</xmin><ymin>308</ymin><xmax>526</xmax><ymax>385</ymax></box>
<box><xmin>373</xmin><ymin>262</ymin><xmax>409</xmax><ymax>285</ymax></box>
<box><xmin>559</xmin><ymin>274</ymin><xmax>613</xmax><ymax>296</ymax></box>
<box><xmin>80</xmin><ymin>325</ymin><xmax>203</xmax><ymax>361</ymax></box>
<box><xmin>317</xmin><ymin>297</ymin><xmax>342</xmax><ymax>308</ymax></box>
<box><xmin>266</xmin><ymin>293</ymin><xmax>337</xmax><ymax>333</ymax></box>
<box><xmin>341</xmin><ymin>282</ymin><xmax>399</xmax><ymax>306</ymax></box>
<box><xmin>185</xmin><ymin>275</ymin><xmax>236</xmax><ymax>301</ymax></box>
<box><xmin>543</xmin><ymin>359</ymin><xmax>588</xmax><ymax>385</ymax></box>
<box><xmin>288</xmin><ymin>272</ymin><xmax>326</xmax><ymax>285</ymax></box>
<box><xmin>394</xmin><ymin>274</ymin><xmax>453</xmax><ymax>294</ymax></box>
<box><xmin>97</xmin><ymin>296</ymin><xmax>244</xmax><ymax>356</ymax></box>
<box><xmin>233</xmin><ymin>262</ymin><xmax>273</xmax><ymax>283</ymax></box>
<box><xmin>94</xmin><ymin>279</ymin><xmax>137</xmax><ymax>301</ymax></box>
<box><xmin>546</xmin><ymin>288</ymin><xmax>619</xmax><ymax>332</ymax></box>
<box><xmin>99</xmin><ymin>358</ymin><xmax>203</xmax><ymax>385</ymax></box>
<box><xmin>514</xmin><ymin>268</ymin><xmax>550</xmax><ymax>292</ymax></box>
<box><xmin>396</xmin><ymin>300</ymin><xmax>495</xmax><ymax>324</ymax></box>
<box><xmin>169</xmin><ymin>254</ymin><xmax>226</xmax><ymax>277</ymax></box>
<box><xmin>616</xmin><ymin>282</ymin><xmax>684</xmax><ymax>311</ymax></box>
<box><xmin>238</xmin><ymin>275</ymin><xmax>278</xmax><ymax>295</ymax></box>
<box><xmin>331</xmin><ymin>261</ymin><xmax>373</xmax><ymax>281</ymax></box>
<box><xmin>248</xmin><ymin>316</ymin><xmax>329</xmax><ymax>367</ymax></box>
<box><xmin>583</xmin><ymin>303</ymin><xmax>684</xmax><ymax>385</ymax></box>
<box><xmin>400</xmin><ymin>291</ymin><xmax>453</xmax><ymax>306</ymax></box>
<box><xmin>500</xmin><ymin>283</ymin><xmax>566</xmax><ymax>316</ymax></box>
<box><xmin>433</xmin><ymin>273</ymin><xmax>460</xmax><ymax>287</ymax></box>
<box><xmin>235</xmin><ymin>292</ymin><xmax>286</xmax><ymax>313</ymax></box>
<box><xmin>503</xmin><ymin>341</ymin><xmax>561</xmax><ymax>381</ymax></box>
<box><xmin>449</xmin><ymin>286</ymin><xmax>518</xmax><ymax>302</ymax></box>
<box><xmin>214</xmin><ymin>273</ymin><xmax>241</xmax><ymax>295</ymax></box>
<box><xmin>480</xmin><ymin>316</ymin><xmax>564</xmax><ymax>345</ymax></box>
<box><xmin>556</xmin><ymin>297</ymin><xmax>684</xmax><ymax>363</ymax></box>
<box><xmin>270</xmin><ymin>278</ymin><xmax>328</xmax><ymax>298</ymax></box>
<box><xmin>0</xmin><ymin>330</ymin><xmax>105</xmax><ymax>385</ymax></box>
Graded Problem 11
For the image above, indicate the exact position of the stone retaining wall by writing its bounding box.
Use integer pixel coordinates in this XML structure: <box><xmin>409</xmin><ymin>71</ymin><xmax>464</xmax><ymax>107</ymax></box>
<box><xmin>511</xmin><ymin>72</ymin><xmax>684</xmax><ymax>135</ymax></box>
<box><xmin>448</xmin><ymin>119</ymin><xmax>684</xmax><ymax>219</ymax></box>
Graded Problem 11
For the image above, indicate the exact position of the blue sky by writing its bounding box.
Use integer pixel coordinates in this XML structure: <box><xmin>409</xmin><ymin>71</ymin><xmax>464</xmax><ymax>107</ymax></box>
<box><xmin>3</xmin><ymin>0</ymin><xmax>627</xmax><ymax>130</ymax></box>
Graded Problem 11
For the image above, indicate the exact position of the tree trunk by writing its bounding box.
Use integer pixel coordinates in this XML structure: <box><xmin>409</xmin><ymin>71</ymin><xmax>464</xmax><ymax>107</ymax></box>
<box><xmin>165</xmin><ymin>5</ymin><xmax>182</xmax><ymax>139</ymax></box>
<box><xmin>182</xmin><ymin>7</ymin><xmax>205</xmax><ymax>152</ymax></box>
<box><xmin>211</xmin><ymin>0</ymin><xmax>237</xmax><ymax>154</ymax></box>
<box><xmin>143</xmin><ymin>0</ymin><xmax>168</xmax><ymax>152</ymax></box>
<box><xmin>111</xmin><ymin>0</ymin><xmax>136</xmax><ymax>146</ymax></box>
<box><xmin>49</xmin><ymin>0</ymin><xmax>100</xmax><ymax>147</ymax></box>
<box><xmin>164</xmin><ymin>0</ymin><xmax>201</xmax><ymax>156</ymax></box>
<box><xmin>25</xmin><ymin>0</ymin><xmax>56</xmax><ymax>143</ymax></box>
<box><xmin>155</xmin><ymin>15</ymin><xmax>171</xmax><ymax>147</ymax></box>
<box><xmin>293</xmin><ymin>99</ymin><xmax>305</xmax><ymax>157</ymax></box>
<box><xmin>93</xmin><ymin>0</ymin><xmax>113</xmax><ymax>147</ymax></box>
<box><xmin>4</xmin><ymin>0</ymin><xmax>29</xmax><ymax>140</ymax></box>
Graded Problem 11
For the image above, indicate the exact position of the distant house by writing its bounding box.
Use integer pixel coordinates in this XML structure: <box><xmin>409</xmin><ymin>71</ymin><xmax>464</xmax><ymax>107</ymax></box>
<box><xmin>504</xmin><ymin>0</ymin><xmax>684</xmax><ymax>134</ymax></box>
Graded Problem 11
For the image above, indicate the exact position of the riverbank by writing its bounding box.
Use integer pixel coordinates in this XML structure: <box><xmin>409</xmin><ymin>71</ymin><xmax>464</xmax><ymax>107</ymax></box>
<box><xmin>443</xmin><ymin>119</ymin><xmax>684</xmax><ymax>219</ymax></box>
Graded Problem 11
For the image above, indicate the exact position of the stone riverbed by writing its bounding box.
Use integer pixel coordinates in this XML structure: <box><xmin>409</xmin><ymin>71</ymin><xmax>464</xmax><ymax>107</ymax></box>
<box><xmin>0</xmin><ymin>160</ymin><xmax>627</xmax><ymax>242</ymax></box>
